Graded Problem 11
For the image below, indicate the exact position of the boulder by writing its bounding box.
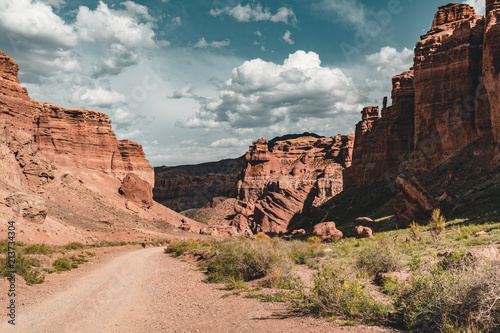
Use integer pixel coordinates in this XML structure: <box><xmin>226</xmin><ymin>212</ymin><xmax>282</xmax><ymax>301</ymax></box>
<box><xmin>119</xmin><ymin>173</ymin><xmax>154</xmax><ymax>208</ymax></box>
<box><xmin>312</xmin><ymin>222</ymin><xmax>343</xmax><ymax>242</ymax></box>
<box><xmin>355</xmin><ymin>225</ymin><xmax>373</xmax><ymax>239</ymax></box>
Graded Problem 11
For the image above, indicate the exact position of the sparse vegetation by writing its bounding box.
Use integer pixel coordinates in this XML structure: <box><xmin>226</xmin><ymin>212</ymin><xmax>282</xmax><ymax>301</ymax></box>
<box><xmin>164</xmin><ymin>216</ymin><xmax>500</xmax><ymax>331</ymax></box>
<box><xmin>295</xmin><ymin>264</ymin><xmax>390</xmax><ymax>321</ymax></box>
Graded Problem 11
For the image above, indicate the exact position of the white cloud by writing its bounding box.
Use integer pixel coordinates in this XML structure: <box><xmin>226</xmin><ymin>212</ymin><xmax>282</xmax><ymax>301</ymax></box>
<box><xmin>463</xmin><ymin>0</ymin><xmax>485</xmax><ymax>15</ymax></box>
<box><xmin>255</xmin><ymin>31</ymin><xmax>262</xmax><ymax>37</ymax></box>
<box><xmin>283</xmin><ymin>30</ymin><xmax>294</xmax><ymax>45</ymax></box>
<box><xmin>366</xmin><ymin>46</ymin><xmax>413</xmax><ymax>73</ymax></box>
<box><xmin>35</xmin><ymin>0</ymin><xmax>65</xmax><ymax>10</ymax></box>
<box><xmin>171</xmin><ymin>83</ymin><xmax>194</xmax><ymax>99</ymax></box>
<box><xmin>317</xmin><ymin>0</ymin><xmax>366</xmax><ymax>27</ymax></box>
<box><xmin>91</xmin><ymin>43</ymin><xmax>139</xmax><ymax>78</ymax></box>
<box><xmin>348</xmin><ymin>46</ymin><xmax>413</xmax><ymax>103</ymax></box>
<box><xmin>110</xmin><ymin>108</ymin><xmax>147</xmax><ymax>130</ymax></box>
<box><xmin>0</xmin><ymin>0</ymin><xmax>77</xmax><ymax>48</ymax></box>
<box><xmin>210</xmin><ymin>3</ymin><xmax>296</xmax><ymax>24</ymax></box>
<box><xmin>181</xmin><ymin>50</ymin><xmax>363</xmax><ymax>130</ymax></box>
<box><xmin>209</xmin><ymin>138</ymin><xmax>250</xmax><ymax>148</ymax></box>
<box><xmin>194</xmin><ymin>37</ymin><xmax>230</xmax><ymax>49</ymax></box>
<box><xmin>172</xmin><ymin>16</ymin><xmax>182</xmax><ymax>25</ymax></box>
<box><xmin>75</xmin><ymin>1</ymin><xmax>158</xmax><ymax>48</ymax></box>
<box><xmin>69</xmin><ymin>86</ymin><xmax>127</xmax><ymax>108</ymax></box>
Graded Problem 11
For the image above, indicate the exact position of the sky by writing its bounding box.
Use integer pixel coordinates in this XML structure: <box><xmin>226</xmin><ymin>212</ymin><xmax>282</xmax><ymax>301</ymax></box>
<box><xmin>0</xmin><ymin>0</ymin><xmax>485</xmax><ymax>166</ymax></box>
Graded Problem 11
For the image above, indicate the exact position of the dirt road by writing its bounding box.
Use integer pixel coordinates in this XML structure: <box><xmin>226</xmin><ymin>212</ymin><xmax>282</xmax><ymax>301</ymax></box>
<box><xmin>1</xmin><ymin>247</ymin><xmax>397</xmax><ymax>332</ymax></box>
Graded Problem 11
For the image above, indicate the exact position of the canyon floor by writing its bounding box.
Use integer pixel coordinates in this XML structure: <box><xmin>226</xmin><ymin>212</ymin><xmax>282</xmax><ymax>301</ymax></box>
<box><xmin>0</xmin><ymin>245</ymin><xmax>399</xmax><ymax>333</ymax></box>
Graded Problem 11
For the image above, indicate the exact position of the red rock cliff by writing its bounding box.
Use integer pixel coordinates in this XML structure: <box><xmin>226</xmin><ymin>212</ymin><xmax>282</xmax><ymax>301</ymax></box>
<box><xmin>233</xmin><ymin>134</ymin><xmax>353</xmax><ymax>236</ymax></box>
<box><xmin>346</xmin><ymin>2</ymin><xmax>500</xmax><ymax>227</ymax></box>
<box><xmin>0</xmin><ymin>51</ymin><xmax>153</xmax><ymax>188</ymax></box>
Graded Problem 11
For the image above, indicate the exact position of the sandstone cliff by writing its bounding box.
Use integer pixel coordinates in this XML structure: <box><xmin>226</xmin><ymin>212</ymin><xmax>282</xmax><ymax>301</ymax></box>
<box><xmin>345</xmin><ymin>2</ymin><xmax>500</xmax><ymax>227</ymax></box>
<box><xmin>0</xmin><ymin>50</ymin><xmax>200</xmax><ymax>244</ymax></box>
<box><xmin>154</xmin><ymin>157</ymin><xmax>247</xmax><ymax>211</ymax></box>
<box><xmin>232</xmin><ymin>134</ymin><xmax>354</xmax><ymax>236</ymax></box>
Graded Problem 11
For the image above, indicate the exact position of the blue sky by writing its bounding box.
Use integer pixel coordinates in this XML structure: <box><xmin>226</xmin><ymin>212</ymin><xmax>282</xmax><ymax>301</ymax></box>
<box><xmin>0</xmin><ymin>0</ymin><xmax>485</xmax><ymax>166</ymax></box>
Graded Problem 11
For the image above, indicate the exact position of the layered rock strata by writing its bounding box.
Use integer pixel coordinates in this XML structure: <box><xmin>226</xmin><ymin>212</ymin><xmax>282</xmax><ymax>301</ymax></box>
<box><xmin>346</xmin><ymin>2</ymin><xmax>500</xmax><ymax>226</ymax></box>
<box><xmin>232</xmin><ymin>135</ymin><xmax>353</xmax><ymax>236</ymax></box>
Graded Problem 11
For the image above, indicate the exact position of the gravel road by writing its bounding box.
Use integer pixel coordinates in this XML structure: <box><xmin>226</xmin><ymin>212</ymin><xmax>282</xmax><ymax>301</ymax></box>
<box><xmin>0</xmin><ymin>247</ymin><xmax>398</xmax><ymax>333</ymax></box>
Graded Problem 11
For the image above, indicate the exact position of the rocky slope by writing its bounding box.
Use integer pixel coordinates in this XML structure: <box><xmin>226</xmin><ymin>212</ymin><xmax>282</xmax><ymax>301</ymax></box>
<box><xmin>0</xmin><ymin>50</ymin><xmax>200</xmax><ymax>244</ymax></box>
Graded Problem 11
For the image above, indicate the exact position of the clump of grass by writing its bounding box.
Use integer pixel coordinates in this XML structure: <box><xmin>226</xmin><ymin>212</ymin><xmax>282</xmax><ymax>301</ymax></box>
<box><xmin>295</xmin><ymin>264</ymin><xmax>390</xmax><ymax>321</ymax></box>
<box><xmin>395</xmin><ymin>259</ymin><xmax>500</xmax><ymax>332</ymax></box>
<box><xmin>63</xmin><ymin>242</ymin><xmax>86</xmax><ymax>250</ymax></box>
<box><xmin>204</xmin><ymin>238</ymin><xmax>294</xmax><ymax>285</ymax></box>
<box><xmin>52</xmin><ymin>258</ymin><xmax>72</xmax><ymax>272</ymax></box>
<box><xmin>164</xmin><ymin>239</ymin><xmax>205</xmax><ymax>257</ymax></box>
<box><xmin>428</xmin><ymin>209</ymin><xmax>446</xmax><ymax>241</ymax></box>
<box><xmin>0</xmin><ymin>253</ymin><xmax>45</xmax><ymax>284</ymax></box>
<box><xmin>247</xmin><ymin>291</ymin><xmax>288</xmax><ymax>303</ymax></box>
<box><xmin>356</xmin><ymin>238</ymin><xmax>405</xmax><ymax>274</ymax></box>
<box><xmin>22</xmin><ymin>244</ymin><xmax>54</xmax><ymax>255</ymax></box>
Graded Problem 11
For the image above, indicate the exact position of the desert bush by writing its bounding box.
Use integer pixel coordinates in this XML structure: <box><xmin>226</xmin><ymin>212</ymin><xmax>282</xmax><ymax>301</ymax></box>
<box><xmin>428</xmin><ymin>209</ymin><xmax>446</xmax><ymax>240</ymax></box>
<box><xmin>296</xmin><ymin>264</ymin><xmax>390</xmax><ymax>321</ymax></box>
<box><xmin>204</xmin><ymin>238</ymin><xmax>294</xmax><ymax>284</ymax></box>
<box><xmin>22</xmin><ymin>244</ymin><xmax>53</xmax><ymax>255</ymax></box>
<box><xmin>306</xmin><ymin>236</ymin><xmax>322</xmax><ymax>244</ymax></box>
<box><xmin>63</xmin><ymin>242</ymin><xmax>86</xmax><ymax>250</ymax></box>
<box><xmin>409</xmin><ymin>221</ymin><xmax>421</xmax><ymax>241</ymax></box>
<box><xmin>0</xmin><ymin>253</ymin><xmax>45</xmax><ymax>284</ymax></box>
<box><xmin>164</xmin><ymin>239</ymin><xmax>203</xmax><ymax>257</ymax></box>
<box><xmin>356</xmin><ymin>238</ymin><xmax>405</xmax><ymax>274</ymax></box>
<box><xmin>52</xmin><ymin>258</ymin><xmax>72</xmax><ymax>272</ymax></box>
<box><xmin>395</xmin><ymin>259</ymin><xmax>500</xmax><ymax>332</ymax></box>
<box><xmin>288</xmin><ymin>241</ymin><xmax>324</xmax><ymax>265</ymax></box>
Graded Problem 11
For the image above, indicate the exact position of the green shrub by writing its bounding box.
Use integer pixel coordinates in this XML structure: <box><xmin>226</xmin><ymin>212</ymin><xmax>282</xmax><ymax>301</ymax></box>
<box><xmin>288</xmin><ymin>241</ymin><xmax>323</xmax><ymax>265</ymax></box>
<box><xmin>23</xmin><ymin>244</ymin><xmax>53</xmax><ymax>255</ymax></box>
<box><xmin>63</xmin><ymin>242</ymin><xmax>86</xmax><ymax>250</ymax></box>
<box><xmin>164</xmin><ymin>239</ymin><xmax>202</xmax><ymax>257</ymax></box>
<box><xmin>204</xmin><ymin>238</ymin><xmax>294</xmax><ymax>284</ymax></box>
<box><xmin>0</xmin><ymin>253</ymin><xmax>45</xmax><ymax>284</ymax></box>
<box><xmin>296</xmin><ymin>264</ymin><xmax>390</xmax><ymax>321</ymax></box>
<box><xmin>356</xmin><ymin>238</ymin><xmax>405</xmax><ymax>274</ymax></box>
<box><xmin>428</xmin><ymin>209</ymin><xmax>446</xmax><ymax>241</ymax></box>
<box><xmin>53</xmin><ymin>258</ymin><xmax>72</xmax><ymax>272</ymax></box>
<box><xmin>395</xmin><ymin>260</ymin><xmax>500</xmax><ymax>332</ymax></box>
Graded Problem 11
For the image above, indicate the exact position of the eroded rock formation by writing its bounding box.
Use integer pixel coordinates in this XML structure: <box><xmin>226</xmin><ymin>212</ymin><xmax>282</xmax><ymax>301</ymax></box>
<box><xmin>0</xmin><ymin>50</ymin><xmax>200</xmax><ymax>244</ymax></box>
<box><xmin>232</xmin><ymin>134</ymin><xmax>353</xmax><ymax>236</ymax></box>
<box><xmin>154</xmin><ymin>157</ymin><xmax>246</xmax><ymax>211</ymax></box>
<box><xmin>346</xmin><ymin>2</ymin><xmax>500</xmax><ymax>226</ymax></box>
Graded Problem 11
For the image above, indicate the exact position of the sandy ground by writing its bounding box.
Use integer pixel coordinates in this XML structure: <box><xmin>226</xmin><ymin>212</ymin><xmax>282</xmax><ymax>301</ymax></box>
<box><xmin>0</xmin><ymin>246</ymin><xmax>399</xmax><ymax>333</ymax></box>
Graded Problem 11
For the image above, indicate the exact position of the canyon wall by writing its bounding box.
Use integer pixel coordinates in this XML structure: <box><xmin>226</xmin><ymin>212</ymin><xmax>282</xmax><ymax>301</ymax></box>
<box><xmin>154</xmin><ymin>157</ymin><xmax>247</xmax><ymax>211</ymax></box>
<box><xmin>0</xmin><ymin>51</ymin><xmax>153</xmax><ymax>189</ymax></box>
<box><xmin>232</xmin><ymin>135</ymin><xmax>353</xmax><ymax>236</ymax></box>
<box><xmin>0</xmin><ymin>50</ymin><xmax>200</xmax><ymax>244</ymax></box>
<box><xmin>347</xmin><ymin>2</ymin><xmax>500</xmax><ymax>227</ymax></box>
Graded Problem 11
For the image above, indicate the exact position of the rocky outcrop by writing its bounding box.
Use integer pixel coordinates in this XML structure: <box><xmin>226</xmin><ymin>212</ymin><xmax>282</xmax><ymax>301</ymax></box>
<box><xmin>412</xmin><ymin>3</ymin><xmax>484</xmax><ymax>172</ymax></box>
<box><xmin>0</xmin><ymin>50</ymin><xmax>154</xmax><ymax>189</ymax></box>
<box><xmin>119</xmin><ymin>173</ymin><xmax>154</xmax><ymax>209</ymax></box>
<box><xmin>345</xmin><ymin>2</ymin><xmax>500</xmax><ymax>226</ymax></box>
<box><xmin>154</xmin><ymin>157</ymin><xmax>246</xmax><ymax>211</ymax></box>
<box><xmin>233</xmin><ymin>134</ymin><xmax>353</xmax><ymax>236</ymax></box>
<box><xmin>0</xmin><ymin>50</ymin><xmax>198</xmax><ymax>245</ymax></box>
<box><xmin>344</xmin><ymin>71</ymin><xmax>415</xmax><ymax>188</ymax></box>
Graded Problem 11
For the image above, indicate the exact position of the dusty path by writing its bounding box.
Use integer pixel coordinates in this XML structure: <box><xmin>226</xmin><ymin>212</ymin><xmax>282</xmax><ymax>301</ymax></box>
<box><xmin>1</xmin><ymin>247</ymin><xmax>397</xmax><ymax>333</ymax></box>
